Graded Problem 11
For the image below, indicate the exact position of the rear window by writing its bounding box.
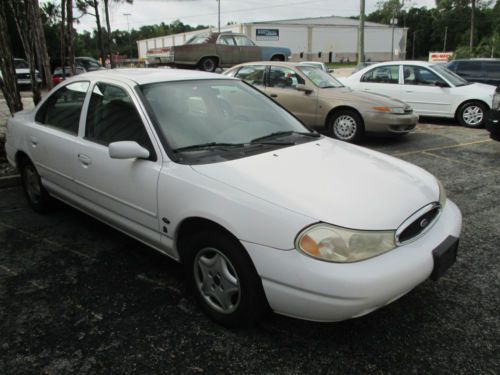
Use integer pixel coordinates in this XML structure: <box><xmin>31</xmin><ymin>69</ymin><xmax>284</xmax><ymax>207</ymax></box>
<box><xmin>484</xmin><ymin>62</ymin><xmax>500</xmax><ymax>79</ymax></box>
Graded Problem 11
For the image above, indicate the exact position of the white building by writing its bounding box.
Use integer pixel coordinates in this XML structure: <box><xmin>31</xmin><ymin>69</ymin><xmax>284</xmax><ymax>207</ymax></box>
<box><xmin>137</xmin><ymin>16</ymin><xmax>407</xmax><ymax>63</ymax></box>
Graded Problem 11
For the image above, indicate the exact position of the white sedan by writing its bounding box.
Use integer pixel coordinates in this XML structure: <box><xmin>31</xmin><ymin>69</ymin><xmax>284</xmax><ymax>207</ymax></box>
<box><xmin>5</xmin><ymin>69</ymin><xmax>462</xmax><ymax>327</ymax></box>
<box><xmin>342</xmin><ymin>60</ymin><xmax>498</xmax><ymax>128</ymax></box>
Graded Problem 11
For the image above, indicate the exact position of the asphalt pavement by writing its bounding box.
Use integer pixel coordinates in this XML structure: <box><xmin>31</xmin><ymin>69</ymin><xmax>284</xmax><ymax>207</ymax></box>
<box><xmin>0</xmin><ymin>121</ymin><xmax>499</xmax><ymax>374</ymax></box>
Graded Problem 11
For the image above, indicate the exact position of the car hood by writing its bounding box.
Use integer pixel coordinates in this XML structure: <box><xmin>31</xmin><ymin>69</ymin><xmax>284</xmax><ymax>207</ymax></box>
<box><xmin>319</xmin><ymin>87</ymin><xmax>409</xmax><ymax>107</ymax></box>
<box><xmin>191</xmin><ymin>137</ymin><xmax>439</xmax><ymax>230</ymax></box>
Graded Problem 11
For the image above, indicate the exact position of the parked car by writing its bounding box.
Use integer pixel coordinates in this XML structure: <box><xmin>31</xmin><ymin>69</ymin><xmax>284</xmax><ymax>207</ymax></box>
<box><xmin>297</xmin><ymin>61</ymin><xmax>333</xmax><ymax>73</ymax></box>
<box><xmin>486</xmin><ymin>88</ymin><xmax>500</xmax><ymax>141</ymax></box>
<box><xmin>146</xmin><ymin>31</ymin><xmax>291</xmax><ymax>72</ymax></box>
<box><xmin>50</xmin><ymin>56</ymin><xmax>103</xmax><ymax>73</ymax></box>
<box><xmin>0</xmin><ymin>58</ymin><xmax>42</xmax><ymax>87</ymax></box>
<box><xmin>224</xmin><ymin>61</ymin><xmax>418</xmax><ymax>142</ymax></box>
<box><xmin>5</xmin><ymin>69</ymin><xmax>462</xmax><ymax>327</ymax></box>
<box><xmin>52</xmin><ymin>66</ymin><xmax>86</xmax><ymax>85</ymax></box>
<box><xmin>341</xmin><ymin>61</ymin><xmax>499</xmax><ymax>128</ymax></box>
<box><xmin>446</xmin><ymin>58</ymin><xmax>500</xmax><ymax>87</ymax></box>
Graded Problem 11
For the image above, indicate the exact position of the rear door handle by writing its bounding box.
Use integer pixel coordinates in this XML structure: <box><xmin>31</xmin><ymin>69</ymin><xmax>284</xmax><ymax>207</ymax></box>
<box><xmin>405</xmin><ymin>90</ymin><xmax>413</xmax><ymax>93</ymax></box>
<box><xmin>363</xmin><ymin>88</ymin><xmax>372</xmax><ymax>91</ymax></box>
<box><xmin>78</xmin><ymin>153</ymin><xmax>92</xmax><ymax>166</ymax></box>
<box><xmin>270</xmin><ymin>94</ymin><xmax>278</xmax><ymax>98</ymax></box>
<box><xmin>30</xmin><ymin>136</ymin><xmax>38</xmax><ymax>146</ymax></box>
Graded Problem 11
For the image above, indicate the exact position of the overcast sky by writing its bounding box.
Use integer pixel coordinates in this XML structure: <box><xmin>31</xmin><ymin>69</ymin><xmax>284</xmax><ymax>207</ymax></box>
<box><xmin>49</xmin><ymin>0</ymin><xmax>437</xmax><ymax>33</ymax></box>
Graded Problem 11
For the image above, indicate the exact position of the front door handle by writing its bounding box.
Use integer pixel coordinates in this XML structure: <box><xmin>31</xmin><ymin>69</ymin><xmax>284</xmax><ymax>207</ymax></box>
<box><xmin>363</xmin><ymin>88</ymin><xmax>372</xmax><ymax>91</ymax></box>
<box><xmin>30</xmin><ymin>136</ymin><xmax>38</xmax><ymax>147</ymax></box>
<box><xmin>405</xmin><ymin>90</ymin><xmax>413</xmax><ymax>93</ymax></box>
<box><xmin>78</xmin><ymin>153</ymin><xmax>92</xmax><ymax>166</ymax></box>
<box><xmin>270</xmin><ymin>94</ymin><xmax>278</xmax><ymax>98</ymax></box>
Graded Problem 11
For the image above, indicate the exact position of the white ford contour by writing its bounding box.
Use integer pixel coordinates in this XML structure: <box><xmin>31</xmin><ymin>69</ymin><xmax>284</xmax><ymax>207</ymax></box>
<box><xmin>5</xmin><ymin>69</ymin><xmax>462</xmax><ymax>327</ymax></box>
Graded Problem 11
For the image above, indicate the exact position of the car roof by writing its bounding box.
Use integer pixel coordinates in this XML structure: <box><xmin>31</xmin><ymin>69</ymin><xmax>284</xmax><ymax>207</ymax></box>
<box><xmin>67</xmin><ymin>68</ymin><xmax>235</xmax><ymax>85</ymax></box>
<box><xmin>365</xmin><ymin>60</ymin><xmax>434</xmax><ymax>68</ymax></box>
<box><xmin>229</xmin><ymin>61</ymin><xmax>316</xmax><ymax>69</ymax></box>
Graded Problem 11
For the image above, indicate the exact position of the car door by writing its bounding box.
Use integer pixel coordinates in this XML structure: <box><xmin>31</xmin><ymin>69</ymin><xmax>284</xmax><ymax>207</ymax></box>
<box><xmin>233</xmin><ymin>35</ymin><xmax>261</xmax><ymax>63</ymax></box>
<box><xmin>74</xmin><ymin>80</ymin><xmax>162</xmax><ymax>241</ymax></box>
<box><xmin>355</xmin><ymin>64</ymin><xmax>402</xmax><ymax>100</ymax></box>
<box><xmin>265</xmin><ymin>66</ymin><xmax>318</xmax><ymax>126</ymax></box>
<box><xmin>401</xmin><ymin>65</ymin><xmax>452</xmax><ymax>116</ymax></box>
<box><xmin>215</xmin><ymin>35</ymin><xmax>239</xmax><ymax>65</ymax></box>
<box><xmin>484</xmin><ymin>61</ymin><xmax>500</xmax><ymax>87</ymax></box>
<box><xmin>455</xmin><ymin>61</ymin><xmax>485</xmax><ymax>84</ymax></box>
<box><xmin>30</xmin><ymin>81</ymin><xmax>90</xmax><ymax>195</ymax></box>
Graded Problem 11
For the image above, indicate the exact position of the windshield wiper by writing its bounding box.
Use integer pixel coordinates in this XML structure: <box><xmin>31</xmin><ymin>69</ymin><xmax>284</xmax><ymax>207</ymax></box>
<box><xmin>172</xmin><ymin>142</ymin><xmax>246</xmax><ymax>153</ymax></box>
<box><xmin>250</xmin><ymin>131</ymin><xmax>320</xmax><ymax>144</ymax></box>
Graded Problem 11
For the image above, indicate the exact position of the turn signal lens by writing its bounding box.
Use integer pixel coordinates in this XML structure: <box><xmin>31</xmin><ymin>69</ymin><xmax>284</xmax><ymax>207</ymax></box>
<box><xmin>299</xmin><ymin>234</ymin><xmax>319</xmax><ymax>256</ymax></box>
<box><xmin>372</xmin><ymin>106</ymin><xmax>391</xmax><ymax>112</ymax></box>
<box><xmin>437</xmin><ymin>179</ymin><xmax>447</xmax><ymax>207</ymax></box>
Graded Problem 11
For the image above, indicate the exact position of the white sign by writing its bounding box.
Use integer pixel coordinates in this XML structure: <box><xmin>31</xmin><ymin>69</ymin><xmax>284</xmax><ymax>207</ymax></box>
<box><xmin>429</xmin><ymin>52</ymin><xmax>453</xmax><ymax>62</ymax></box>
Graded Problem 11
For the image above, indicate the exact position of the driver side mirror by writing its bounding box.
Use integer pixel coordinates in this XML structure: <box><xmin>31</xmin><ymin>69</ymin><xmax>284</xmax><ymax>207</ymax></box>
<box><xmin>109</xmin><ymin>141</ymin><xmax>150</xmax><ymax>160</ymax></box>
<box><xmin>296</xmin><ymin>84</ymin><xmax>313</xmax><ymax>94</ymax></box>
<box><xmin>328</xmin><ymin>69</ymin><xmax>334</xmax><ymax>73</ymax></box>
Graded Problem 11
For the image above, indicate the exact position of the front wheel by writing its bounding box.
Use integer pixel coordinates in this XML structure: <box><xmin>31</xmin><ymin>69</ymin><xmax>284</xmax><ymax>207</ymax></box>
<box><xmin>183</xmin><ymin>231</ymin><xmax>268</xmax><ymax>328</ymax></box>
<box><xmin>20</xmin><ymin>159</ymin><xmax>52</xmax><ymax>213</ymax></box>
<box><xmin>199</xmin><ymin>57</ymin><xmax>218</xmax><ymax>72</ymax></box>
<box><xmin>457</xmin><ymin>101</ymin><xmax>486</xmax><ymax>128</ymax></box>
<box><xmin>328</xmin><ymin>110</ymin><xmax>364</xmax><ymax>142</ymax></box>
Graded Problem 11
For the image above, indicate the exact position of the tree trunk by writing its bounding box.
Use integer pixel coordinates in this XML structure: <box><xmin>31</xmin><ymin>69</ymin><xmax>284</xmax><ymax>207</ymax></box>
<box><xmin>103</xmin><ymin>0</ymin><xmax>115</xmax><ymax>68</ymax></box>
<box><xmin>0</xmin><ymin>2</ymin><xmax>23</xmax><ymax>114</ymax></box>
<box><xmin>94</xmin><ymin>0</ymin><xmax>106</xmax><ymax>66</ymax></box>
<box><xmin>9</xmin><ymin>0</ymin><xmax>41</xmax><ymax>105</ymax></box>
<box><xmin>470</xmin><ymin>0</ymin><xmax>475</xmax><ymax>55</ymax></box>
<box><xmin>30</xmin><ymin>0</ymin><xmax>53</xmax><ymax>89</ymax></box>
<box><xmin>66</xmin><ymin>0</ymin><xmax>75</xmax><ymax>75</ymax></box>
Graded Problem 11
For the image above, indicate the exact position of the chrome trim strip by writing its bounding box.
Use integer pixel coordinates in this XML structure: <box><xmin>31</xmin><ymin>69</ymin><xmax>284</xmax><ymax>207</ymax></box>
<box><xmin>395</xmin><ymin>202</ymin><xmax>441</xmax><ymax>245</ymax></box>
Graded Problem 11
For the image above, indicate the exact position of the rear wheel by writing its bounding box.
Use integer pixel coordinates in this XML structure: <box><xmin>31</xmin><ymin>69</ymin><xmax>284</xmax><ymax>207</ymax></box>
<box><xmin>457</xmin><ymin>101</ymin><xmax>486</xmax><ymax>128</ymax></box>
<box><xmin>199</xmin><ymin>57</ymin><xmax>218</xmax><ymax>72</ymax></box>
<box><xmin>271</xmin><ymin>55</ymin><xmax>284</xmax><ymax>61</ymax></box>
<box><xmin>328</xmin><ymin>110</ymin><xmax>364</xmax><ymax>142</ymax></box>
<box><xmin>183</xmin><ymin>230</ymin><xmax>268</xmax><ymax>328</ymax></box>
<box><xmin>20</xmin><ymin>158</ymin><xmax>51</xmax><ymax>213</ymax></box>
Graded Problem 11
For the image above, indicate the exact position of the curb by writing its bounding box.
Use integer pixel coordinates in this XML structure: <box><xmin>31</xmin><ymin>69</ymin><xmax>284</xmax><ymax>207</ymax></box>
<box><xmin>0</xmin><ymin>174</ymin><xmax>21</xmax><ymax>188</ymax></box>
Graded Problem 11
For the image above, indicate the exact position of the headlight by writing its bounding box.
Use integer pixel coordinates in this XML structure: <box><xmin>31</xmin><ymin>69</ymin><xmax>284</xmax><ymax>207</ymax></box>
<box><xmin>492</xmin><ymin>94</ymin><xmax>500</xmax><ymax>110</ymax></box>
<box><xmin>437</xmin><ymin>179</ymin><xmax>447</xmax><ymax>207</ymax></box>
<box><xmin>371</xmin><ymin>106</ymin><xmax>406</xmax><ymax>114</ymax></box>
<box><xmin>296</xmin><ymin>224</ymin><xmax>396</xmax><ymax>263</ymax></box>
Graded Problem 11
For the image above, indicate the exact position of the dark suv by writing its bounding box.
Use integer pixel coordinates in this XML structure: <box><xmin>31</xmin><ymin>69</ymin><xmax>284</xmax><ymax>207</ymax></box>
<box><xmin>446</xmin><ymin>59</ymin><xmax>500</xmax><ymax>87</ymax></box>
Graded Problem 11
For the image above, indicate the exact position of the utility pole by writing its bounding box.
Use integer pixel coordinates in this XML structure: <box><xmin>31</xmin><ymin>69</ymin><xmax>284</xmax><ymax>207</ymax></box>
<box><xmin>391</xmin><ymin>15</ymin><xmax>397</xmax><ymax>60</ymax></box>
<box><xmin>443</xmin><ymin>26</ymin><xmax>448</xmax><ymax>51</ymax></box>
<box><xmin>357</xmin><ymin>0</ymin><xmax>365</xmax><ymax>64</ymax></box>
<box><xmin>470</xmin><ymin>0</ymin><xmax>475</xmax><ymax>55</ymax></box>
<box><xmin>217</xmin><ymin>0</ymin><xmax>220</xmax><ymax>32</ymax></box>
<box><xmin>123</xmin><ymin>13</ymin><xmax>132</xmax><ymax>58</ymax></box>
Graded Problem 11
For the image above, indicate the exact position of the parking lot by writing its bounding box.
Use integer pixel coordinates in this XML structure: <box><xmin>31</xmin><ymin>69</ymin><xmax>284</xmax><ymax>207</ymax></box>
<box><xmin>0</xmin><ymin>120</ymin><xmax>499</xmax><ymax>374</ymax></box>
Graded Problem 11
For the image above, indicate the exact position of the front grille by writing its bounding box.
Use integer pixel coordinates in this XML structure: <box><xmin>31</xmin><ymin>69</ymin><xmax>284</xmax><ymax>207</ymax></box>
<box><xmin>397</xmin><ymin>205</ymin><xmax>440</xmax><ymax>243</ymax></box>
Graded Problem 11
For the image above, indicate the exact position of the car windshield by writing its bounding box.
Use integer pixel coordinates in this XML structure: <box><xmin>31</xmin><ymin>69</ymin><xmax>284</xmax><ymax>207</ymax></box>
<box><xmin>14</xmin><ymin>60</ymin><xmax>29</xmax><ymax>69</ymax></box>
<box><xmin>431</xmin><ymin>64</ymin><xmax>470</xmax><ymax>87</ymax></box>
<box><xmin>185</xmin><ymin>34</ymin><xmax>210</xmax><ymax>45</ymax></box>
<box><xmin>298</xmin><ymin>66</ymin><xmax>343</xmax><ymax>88</ymax></box>
<box><xmin>140</xmin><ymin>79</ymin><xmax>314</xmax><ymax>161</ymax></box>
<box><xmin>78</xmin><ymin>59</ymin><xmax>101</xmax><ymax>69</ymax></box>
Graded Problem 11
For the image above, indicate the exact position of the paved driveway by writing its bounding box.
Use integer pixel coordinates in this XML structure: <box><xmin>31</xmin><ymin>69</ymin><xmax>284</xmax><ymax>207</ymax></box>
<box><xmin>0</xmin><ymin>122</ymin><xmax>498</xmax><ymax>374</ymax></box>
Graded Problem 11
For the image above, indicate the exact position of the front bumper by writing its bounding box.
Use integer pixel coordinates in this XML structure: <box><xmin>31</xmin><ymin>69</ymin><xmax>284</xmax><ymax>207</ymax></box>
<box><xmin>485</xmin><ymin>109</ymin><xmax>500</xmax><ymax>141</ymax></box>
<box><xmin>363</xmin><ymin>111</ymin><xmax>419</xmax><ymax>134</ymax></box>
<box><xmin>243</xmin><ymin>199</ymin><xmax>462</xmax><ymax>322</ymax></box>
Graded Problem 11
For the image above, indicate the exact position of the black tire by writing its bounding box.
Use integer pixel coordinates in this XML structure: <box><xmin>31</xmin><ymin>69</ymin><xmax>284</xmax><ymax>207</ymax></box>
<box><xmin>199</xmin><ymin>57</ymin><xmax>218</xmax><ymax>72</ymax></box>
<box><xmin>20</xmin><ymin>158</ymin><xmax>51</xmax><ymax>213</ymax></box>
<box><xmin>328</xmin><ymin>109</ymin><xmax>364</xmax><ymax>142</ymax></box>
<box><xmin>457</xmin><ymin>101</ymin><xmax>487</xmax><ymax>128</ymax></box>
<box><xmin>270</xmin><ymin>55</ymin><xmax>284</xmax><ymax>62</ymax></box>
<box><xmin>183</xmin><ymin>230</ymin><xmax>268</xmax><ymax>328</ymax></box>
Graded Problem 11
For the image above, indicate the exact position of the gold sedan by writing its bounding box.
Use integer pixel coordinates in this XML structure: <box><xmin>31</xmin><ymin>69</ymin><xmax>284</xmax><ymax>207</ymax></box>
<box><xmin>224</xmin><ymin>62</ymin><xmax>418</xmax><ymax>142</ymax></box>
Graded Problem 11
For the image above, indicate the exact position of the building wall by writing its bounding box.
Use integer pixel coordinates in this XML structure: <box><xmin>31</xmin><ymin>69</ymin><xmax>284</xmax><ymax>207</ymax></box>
<box><xmin>137</xmin><ymin>17</ymin><xmax>407</xmax><ymax>62</ymax></box>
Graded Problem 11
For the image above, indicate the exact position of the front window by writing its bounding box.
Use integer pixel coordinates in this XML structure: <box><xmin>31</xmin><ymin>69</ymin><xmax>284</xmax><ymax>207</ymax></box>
<box><xmin>299</xmin><ymin>66</ymin><xmax>343</xmax><ymax>88</ymax></box>
<box><xmin>361</xmin><ymin>65</ymin><xmax>399</xmax><ymax>84</ymax></box>
<box><xmin>233</xmin><ymin>35</ymin><xmax>255</xmax><ymax>46</ymax></box>
<box><xmin>431</xmin><ymin>64</ymin><xmax>470</xmax><ymax>87</ymax></box>
<box><xmin>403</xmin><ymin>66</ymin><xmax>447</xmax><ymax>86</ymax></box>
<box><xmin>268</xmin><ymin>66</ymin><xmax>305</xmax><ymax>89</ymax></box>
<box><xmin>217</xmin><ymin>35</ymin><xmax>236</xmax><ymax>45</ymax></box>
<box><xmin>140</xmin><ymin>80</ymin><xmax>314</xmax><ymax>161</ymax></box>
<box><xmin>85</xmin><ymin>82</ymin><xmax>153</xmax><ymax>151</ymax></box>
